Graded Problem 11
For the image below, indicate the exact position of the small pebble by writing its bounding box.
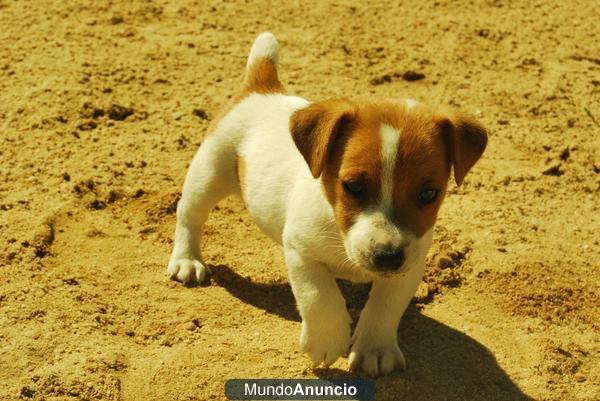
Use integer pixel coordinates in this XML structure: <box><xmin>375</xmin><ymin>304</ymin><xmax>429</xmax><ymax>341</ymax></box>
<box><xmin>438</xmin><ymin>256</ymin><xmax>455</xmax><ymax>269</ymax></box>
<box><xmin>184</xmin><ymin>322</ymin><xmax>197</xmax><ymax>331</ymax></box>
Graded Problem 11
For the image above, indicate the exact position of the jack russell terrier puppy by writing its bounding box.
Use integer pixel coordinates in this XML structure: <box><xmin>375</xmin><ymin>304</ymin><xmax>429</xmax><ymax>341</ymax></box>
<box><xmin>167</xmin><ymin>32</ymin><xmax>487</xmax><ymax>376</ymax></box>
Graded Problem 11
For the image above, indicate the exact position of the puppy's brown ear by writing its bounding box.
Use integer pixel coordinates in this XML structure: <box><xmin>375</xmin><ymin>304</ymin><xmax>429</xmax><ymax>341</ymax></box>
<box><xmin>436</xmin><ymin>112</ymin><xmax>488</xmax><ymax>186</ymax></box>
<box><xmin>290</xmin><ymin>99</ymin><xmax>358</xmax><ymax>178</ymax></box>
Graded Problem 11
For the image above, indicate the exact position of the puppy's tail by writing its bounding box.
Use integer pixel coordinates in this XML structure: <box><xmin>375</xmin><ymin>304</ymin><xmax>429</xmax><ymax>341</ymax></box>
<box><xmin>243</xmin><ymin>32</ymin><xmax>285</xmax><ymax>94</ymax></box>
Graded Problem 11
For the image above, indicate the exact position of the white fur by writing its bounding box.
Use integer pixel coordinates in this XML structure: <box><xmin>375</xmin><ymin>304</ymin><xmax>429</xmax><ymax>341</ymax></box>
<box><xmin>405</xmin><ymin>98</ymin><xmax>418</xmax><ymax>110</ymax></box>
<box><xmin>246</xmin><ymin>31</ymin><xmax>279</xmax><ymax>69</ymax></box>
<box><xmin>344</xmin><ymin>211</ymin><xmax>405</xmax><ymax>271</ymax></box>
<box><xmin>167</xmin><ymin>33</ymin><xmax>436</xmax><ymax>376</ymax></box>
<box><xmin>379</xmin><ymin>124</ymin><xmax>400</xmax><ymax>212</ymax></box>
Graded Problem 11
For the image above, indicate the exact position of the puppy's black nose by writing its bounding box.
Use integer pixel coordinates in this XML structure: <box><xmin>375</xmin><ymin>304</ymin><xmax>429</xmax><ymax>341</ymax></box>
<box><xmin>373</xmin><ymin>246</ymin><xmax>405</xmax><ymax>271</ymax></box>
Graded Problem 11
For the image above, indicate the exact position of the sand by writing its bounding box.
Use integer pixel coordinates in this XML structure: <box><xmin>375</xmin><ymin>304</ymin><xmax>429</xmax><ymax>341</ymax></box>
<box><xmin>1</xmin><ymin>0</ymin><xmax>598</xmax><ymax>400</ymax></box>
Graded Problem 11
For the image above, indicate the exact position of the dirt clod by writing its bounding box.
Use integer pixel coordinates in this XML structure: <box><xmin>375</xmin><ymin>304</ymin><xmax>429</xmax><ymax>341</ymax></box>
<box><xmin>78</xmin><ymin>120</ymin><xmax>97</xmax><ymax>131</ymax></box>
<box><xmin>402</xmin><ymin>70</ymin><xmax>425</xmax><ymax>81</ymax></box>
<box><xmin>192</xmin><ymin>108</ymin><xmax>208</xmax><ymax>120</ymax></box>
<box><xmin>542</xmin><ymin>164</ymin><xmax>564</xmax><ymax>176</ymax></box>
<box><xmin>19</xmin><ymin>387</ymin><xmax>35</xmax><ymax>398</ymax></box>
<box><xmin>89</xmin><ymin>199</ymin><xmax>106</xmax><ymax>210</ymax></box>
<box><xmin>437</xmin><ymin>256</ymin><xmax>455</xmax><ymax>269</ymax></box>
<box><xmin>107</xmin><ymin>104</ymin><xmax>134</xmax><ymax>121</ymax></box>
<box><xmin>370</xmin><ymin>74</ymin><xmax>393</xmax><ymax>85</ymax></box>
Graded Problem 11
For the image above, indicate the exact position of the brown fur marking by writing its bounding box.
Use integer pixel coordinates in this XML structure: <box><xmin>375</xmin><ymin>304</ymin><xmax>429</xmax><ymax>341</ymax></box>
<box><xmin>204</xmin><ymin>57</ymin><xmax>285</xmax><ymax>139</ymax></box>
<box><xmin>289</xmin><ymin>99</ymin><xmax>358</xmax><ymax>178</ymax></box>
<box><xmin>434</xmin><ymin>111</ymin><xmax>488</xmax><ymax>186</ymax></box>
<box><xmin>244</xmin><ymin>58</ymin><xmax>285</xmax><ymax>95</ymax></box>
<box><xmin>319</xmin><ymin>100</ymin><xmax>482</xmax><ymax>237</ymax></box>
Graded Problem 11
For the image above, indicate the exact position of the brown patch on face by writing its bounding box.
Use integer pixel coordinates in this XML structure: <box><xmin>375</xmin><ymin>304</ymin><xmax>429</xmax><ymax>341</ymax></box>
<box><xmin>321</xmin><ymin>100</ymin><xmax>452</xmax><ymax>237</ymax></box>
<box><xmin>391</xmin><ymin>118</ymin><xmax>450</xmax><ymax>237</ymax></box>
<box><xmin>321</xmin><ymin>114</ymin><xmax>382</xmax><ymax>234</ymax></box>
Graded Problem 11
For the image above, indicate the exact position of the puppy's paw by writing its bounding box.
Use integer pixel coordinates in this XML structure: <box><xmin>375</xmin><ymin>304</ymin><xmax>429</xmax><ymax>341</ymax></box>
<box><xmin>348</xmin><ymin>339</ymin><xmax>406</xmax><ymax>376</ymax></box>
<box><xmin>300</xmin><ymin>316</ymin><xmax>351</xmax><ymax>368</ymax></box>
<box><xmin>167</xmin><ymin>257</ymin><xmax>208</xmax><ymax>286</ymax></box>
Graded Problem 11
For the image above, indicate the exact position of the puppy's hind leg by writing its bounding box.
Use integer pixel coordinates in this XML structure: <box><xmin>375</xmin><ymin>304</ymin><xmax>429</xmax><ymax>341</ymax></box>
<box><xmin>168</xmin><ymin>31</ymin><xmax>283</xmax><ymax>285</ymax></box>
<box><xmin>167</xmin><ymin>134</ymin><xmax>238</xmax><ymax>286</ymax></box>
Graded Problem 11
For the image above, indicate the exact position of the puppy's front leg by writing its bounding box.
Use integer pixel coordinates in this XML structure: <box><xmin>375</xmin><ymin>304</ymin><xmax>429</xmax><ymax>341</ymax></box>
<box><xmin>349</xmin><ymin>265</ymin><xmax>425</xmax><ymax>376</ymax></box>
<box><xmin>285</xmin><ymin>248</ymin><xmax>351</xmax><ymax>368</ymax></box>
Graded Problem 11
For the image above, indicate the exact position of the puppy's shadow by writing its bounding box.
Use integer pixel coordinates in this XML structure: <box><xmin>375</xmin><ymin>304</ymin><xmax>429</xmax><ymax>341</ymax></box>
<box><xmin>210</xmin><ymin>265</ymin><xmax>533</xmax><ymax>401</ymax></box>
<box><xmin>210</xmin><ymin>264</ymin><xmax>300</xmax><ymax>322</ymax></box>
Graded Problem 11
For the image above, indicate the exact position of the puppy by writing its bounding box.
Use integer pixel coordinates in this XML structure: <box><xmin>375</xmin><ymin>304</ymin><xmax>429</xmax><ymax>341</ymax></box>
<box><xmin>167</xmin><ymin>32</ymin><xmax>487</xmax><ymax>376</ymax></box>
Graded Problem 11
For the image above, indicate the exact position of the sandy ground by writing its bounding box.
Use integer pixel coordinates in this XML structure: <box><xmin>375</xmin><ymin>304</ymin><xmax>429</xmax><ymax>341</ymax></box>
<box><xmin>1</xmin><ymin>0</ymin><xmax>599</xmax><ymax>400</ymax></box>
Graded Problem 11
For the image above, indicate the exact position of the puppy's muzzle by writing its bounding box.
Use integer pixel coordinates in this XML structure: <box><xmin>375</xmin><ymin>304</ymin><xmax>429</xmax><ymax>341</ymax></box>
<box><xmin>372</xmin><ymin>245</ymin><xmax>405</xmax><ymax>271</ymax></box>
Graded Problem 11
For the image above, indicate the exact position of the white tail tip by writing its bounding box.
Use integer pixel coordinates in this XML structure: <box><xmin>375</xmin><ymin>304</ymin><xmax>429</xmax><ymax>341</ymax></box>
<box><xmin>246</xmin><ymin>32</ymin><xmax>279</xmax><ymax>69</ymax></box>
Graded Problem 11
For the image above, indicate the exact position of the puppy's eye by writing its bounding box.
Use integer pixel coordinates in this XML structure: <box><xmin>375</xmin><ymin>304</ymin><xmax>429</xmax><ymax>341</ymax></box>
<box><xmin>418</xmin><ymin>188</ymin><xmax>439</xmax><ymax>205</ymax></box>
<box><xmin>342</xmin><ymin>180</ymin><xmax>365</xmax><ymax>197</ymax></box>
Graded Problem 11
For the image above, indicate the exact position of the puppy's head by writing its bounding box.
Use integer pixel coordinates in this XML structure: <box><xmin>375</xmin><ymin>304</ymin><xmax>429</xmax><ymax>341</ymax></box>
<box><xmin>290</xmin><ymin>99</ymin><xmax>487</xmax><ymax>275</ymax></box>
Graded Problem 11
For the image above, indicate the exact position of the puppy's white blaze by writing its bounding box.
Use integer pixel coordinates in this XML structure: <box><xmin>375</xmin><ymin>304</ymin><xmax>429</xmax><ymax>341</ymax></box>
<box><xmin>405</xmin><ymin>98</ymin><xmax>418</xmax><ymax>110</ymax></box>
<box><xmin>246</xmin><ymin>32</ymin><xmax>279</xmax><ymax>68</ymax></box>
<box><xmin>379</xmin><ymin>124</ymin><xmax>401</xmax><ymax>212</ymax></box>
